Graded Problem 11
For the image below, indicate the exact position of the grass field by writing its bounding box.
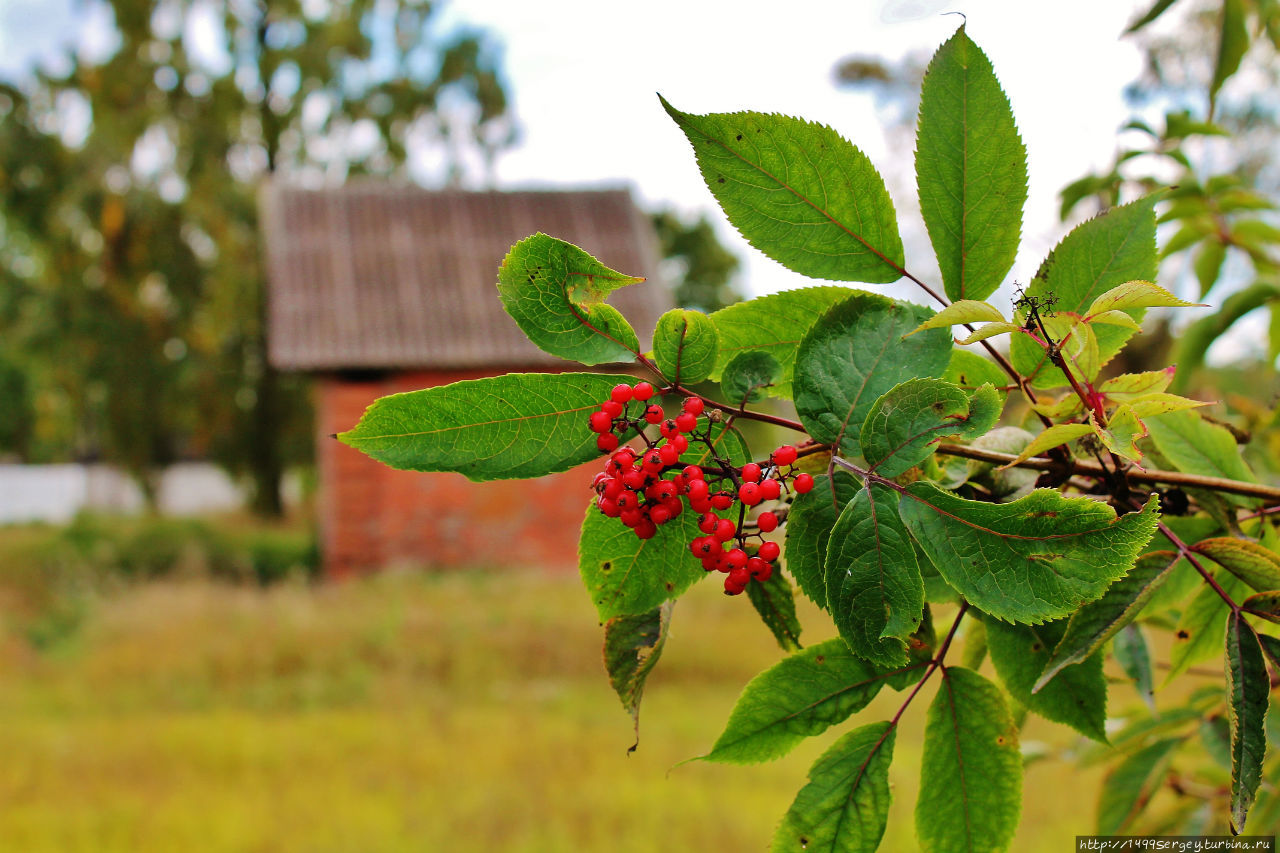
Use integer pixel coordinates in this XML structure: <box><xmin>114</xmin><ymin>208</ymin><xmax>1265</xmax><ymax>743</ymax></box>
<box><xmin>0</xmin><ymin>563</ymin><xmax>1110</xmax><ymax>851</ymax></box>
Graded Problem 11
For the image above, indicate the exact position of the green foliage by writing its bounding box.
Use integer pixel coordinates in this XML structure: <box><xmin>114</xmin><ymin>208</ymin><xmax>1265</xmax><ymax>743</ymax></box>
<box><xmin>336</xmin><ymin>23</ymin><xmax>1278</xmax><ymax>851</ymax></box>
<box><xmin>915</xmin><ymin>29</ymin><xmax>1027</xmax><ymax>303</ymax></box>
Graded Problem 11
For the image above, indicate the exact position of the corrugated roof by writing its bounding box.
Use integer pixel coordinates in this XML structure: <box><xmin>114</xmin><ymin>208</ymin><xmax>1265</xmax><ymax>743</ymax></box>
<box><xmin>260</xmin><ymin>182</ymin><xmax>670</xmax><ymax>371</ymax></box>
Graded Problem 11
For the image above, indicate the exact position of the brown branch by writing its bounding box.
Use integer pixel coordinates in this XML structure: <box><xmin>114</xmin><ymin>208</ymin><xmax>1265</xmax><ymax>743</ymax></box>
<box><xmin>934</xmin><ymin>442</ymin><xmax>1280</xmax><ymax>504</ymax></box>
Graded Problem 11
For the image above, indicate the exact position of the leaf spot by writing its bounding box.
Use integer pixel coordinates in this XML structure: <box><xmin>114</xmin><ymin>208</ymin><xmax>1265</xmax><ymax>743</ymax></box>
<box><xmin>601</xmin><ymin>561</ymin><xmax>612</xmax><ymax>573</ymax></box>
<box><xmin>735</xmin><ymin>133</ymin><xmax>742</xmax><ymax>141</ymax></box>
<box><xmin>814</xmin><ymin>654</ymin><xmax>825</xmax><ymax>664</ymax></box>
<box><xmin>1176</xmin><ymin>629</ymin><xmax>1190</xmax><ymax>640</ymax></box>
<box><xmin>716</xmin><ymin>176</ymin><xmax>726</xmax><ymax>184</ymax></box>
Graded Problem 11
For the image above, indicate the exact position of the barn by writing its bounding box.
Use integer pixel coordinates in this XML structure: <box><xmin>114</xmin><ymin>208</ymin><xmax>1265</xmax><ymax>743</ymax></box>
<box><xmin>259</xmin><ymin>183</ymin><xmax>669</xmax><ymax>578</ymax></box>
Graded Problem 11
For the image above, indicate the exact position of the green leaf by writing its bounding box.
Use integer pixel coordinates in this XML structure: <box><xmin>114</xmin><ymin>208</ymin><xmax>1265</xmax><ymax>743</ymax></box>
<box><xmin>1211</xmin><ymin>0</ymin><xmax>1249</xmax><ymax>115</ymax></box>
<box><xmin>1193</xmin><ymin>239</ymin><xmax>1227</xmax><ymax>298</ymax></box>
<box><xmin>1115</xmin><ymin>623</ymin><xmax>1156</xmax><ymax>709</ymax></box>
<box><xmin>916</xmin><ymin>667</ymin><xmax>1021</xmax><ymax>853</ymax></box>
<box><xmin>653</xmin><ymin>308</ymin><xmax>719</xmax><ymax>384</ymax></box>
<box><xmin>772</xmin><ymin>722</ymin><xmax>895</xmax><ymax>853</ymax></box>
<box><xmin>943</xmin><ymin>349</ymin><xmax>1009</xmax><ymax>400</ymax></box>
<box><xmin>1145</xmin><ymin>410</ymin><xmax>1258</xmax><ymax>507</ymax></box>
<box><xmin>954</xmin><ymin>321</ymin><xmax>1024</xmax><ymax>345</ymax></box>
<box><xmin>1126</xmin><ymin>393</ymin><xmax>1209</xmax><ymax>419</ymax></box>
<box><xmin>785</xmin><ymin>472</ymin><xmax>863</xmax><ymax>609</ymax></box>
<box><xmin>1088</xmin><ymin>310</ymin><xmax>1143</xmax><ymax>331</ymax></box>
<box><xmin>683</xmin><ymin>421</ymin><xmax>752</xmax><ymax>469</ymax></box>
<box><xmin>1041</xmin><ymin>313</ymin><xmax>1102</xmax><ymax>384</ymax></box>
<box><xmin>909</xmin><ymin>299</ymin><xmax>1008</xmax><ymax>335</ymax></box>
<box><xmin>703</xmin><ymin>638</ymin><xmax>913</xmax><ymax>764</ymax></box>
<box><xmin>1036</xmin><ymin>552</ymin><xmax>1181</xmax><ymax>692</ymax></box>
<box><xmin>915</xmin><ymin>28</ymin><xmax>1027</xmax><ymax>303</ymax></box>
<box><xmin>1242</xmin><ymin>590</ymin><xmax>1280</xmax><ymax>623</ymax></box>
<box><xmin>1099</xmin><ymin>367</ymin><xmax>1176</xmax><ymax>401</ymax></box>
<box><xmin>1226</xmin><ymin>612</ymin><xmax>1269</xmax><ymax>833</ymax></box>
<box><xmin>747</xmin><ymin>566</ymin><xmax>803</xmax><ymax>653</ymax></box>
<box><xmin>603</xmin><ymin>601</ymin><xmax>673</xmax><ymax>752</ymax></box>
<box><xmin>861</xmin><ymin>379</ymin><xmax>1001</xmax><ymax>479</ymax></box>
<box><xmin>1086</xmin><ymin>279</ymin><xmax>1200</xmax><ymax>315</ymax></box>
<box><xmin>338</xmin><ymin>372</ymin><xmax>630</xmax><ymax>480</ymax></box>
<box><xmin>1095</xmin><ymin>404</ymin><xmax>1147</xmax><ymax>463</ymax></box>
<box><xmin>1011</xmin><ymin>197</ymin><xmax>1158</xmax><ymax>388</ymax></box>
<box><xmin>721</xmin><ymin>350</ymin><xmax>782</xmax><ymax>405</ymax></box>
<box><xmin>496</xmin><ymin>234</ymin><xmax>642</xmax><ymax>365</ymax></box>
<box><xmin>661</xmin><ymin>97</ymin><xmax>904</xmax><ymax>284</ymax></box>
<box><xmin>985</xmin><ymin>617</ymin><xmax>1108</xmax><ymax>741</ymax></box>
<box><xmin>826</xmin><ymin>483</ymin><xmax>924</xmax><ymax>668</ymax></box>
<box><xmin>1167</xmin><ymin>570</ymin><xmax>1249</xmax><ymax>682</ymax></box>
<box><xmin>1096</xmin><ymin>738</ymin><xmax>1179</xmax><ymax>834</ymax></box>
<box><xmin>1193</xmin><ymin>537</ymin><xmax>1280</xmax><ymax>592</ymax></box>
<box><xmin>708</xmin><ymin>286</ymin><xmax>853</xmax><ymax>398</ymax></box>
<box><xmin>794</xmin><ymin>294</ymin><xmax>952</xmax><ymax>455</ymax></box>
<box><xmin>579</xmin><ymin>503</ymin><xmax>705</xmax><ymax>620</ymax></box>
<box><xmin>1125</xmin><ymin>0</ymin><xmax>1179</xmax><ymax>33</ymax></box>
<box><xmin>1001</xmin><ymin>422</ymin><xmax>1095</xmax><ymax>468</ymax></box>
<box><xmin>899</xmin><ymin>485</ymin><xmax>1159</xmax><ymax>624</ymax></box>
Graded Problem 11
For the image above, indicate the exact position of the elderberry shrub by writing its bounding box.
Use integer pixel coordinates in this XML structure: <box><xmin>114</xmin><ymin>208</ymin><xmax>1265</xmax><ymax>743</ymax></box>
<box><xmin>586</xmin><ymin>380</ymin><xmax>809</xmax><ymax>595</ymax></box>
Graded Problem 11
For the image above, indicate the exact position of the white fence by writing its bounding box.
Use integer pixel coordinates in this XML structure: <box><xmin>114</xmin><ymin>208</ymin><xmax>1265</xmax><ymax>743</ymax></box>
<box><xmin>0</xmin><ymin>463</ymin><xmax>246</xmax><ymax>524</ymax></box>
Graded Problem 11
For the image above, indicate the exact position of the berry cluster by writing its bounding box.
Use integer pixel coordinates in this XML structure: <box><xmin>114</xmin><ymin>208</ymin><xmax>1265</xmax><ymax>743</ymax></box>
<box><xmin>587</xmin><ymin>381</ymin><xmax>814</xmax><ymax>595</ymax></box>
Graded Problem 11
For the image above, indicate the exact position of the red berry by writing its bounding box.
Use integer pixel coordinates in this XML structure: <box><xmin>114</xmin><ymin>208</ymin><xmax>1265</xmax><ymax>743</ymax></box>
<box><xmin>616</xmin><ymin>492</ymin><xmax>636</xmax><ymax>511</ymax></box>
<box><xmin>660</xmin><ymin>419</ymin><xmax>680</xmax><ymax>438</ymax></box>
<box><xmin>760</xmin><ymin>479</ymin><xmax>782</xmax><ymax>501</ymax></box>
<box><xmin>713</xmin><ymin>519</ymin><xmax>737</xmax><ymax>542</ymax></box>
<box><xmin>611</xmin><ymin>448</ymin><xmax>636</xmax><ymax>468</ymax></box>
<box><xmin>675</xmin><ymin>412</ymin><xmax>698</xmax><ymax>433</ymax></box>
<box><xmin>725</xmin><ymin>548</ymin><xmax>748</xmax><ymax>570</ymax></box>
<box><xmin>633</xmin><ymin>382</ymin><xmax>655</xmax><ymax>401</ymax></box>
<box><xmin>662</xmin><ymin>498</ymin><xmax>683</xmax><ymax>519</ymax></box>
<box><xmin>597</xmin><ymin>497</ymin><xmax>621</xmax><ymax>518</ymax></box>
<box><xmin>589</xmin><ymin>411</ymin><xmax>614</xmax><ymax>433</ymax></box>
<box><xmin>634</xmin><ymin>519</ymin><xmax>657</xmax><ymax>539</ymax></box>
<box><xmin>726</xmin><ymin>567</ymin><xmax>750</xmax><ymax>589</ymax></box>
<box><xmin>756</xmin><ymin>511</ymin><xmax>779</xmax><ymax>533</ymax></box>
<box><xmin>644</xmin><ymin>404</ymin><xmax>664</xmax><ymax>424</ymax></box>
<box><xmin>698</xmin><ymin>512</ymin><xmax>718</xmax><ymax>534</ymax></box>
<box><xmin>747</xmin><ymin>556</ymin><xmax>770</xmax><ymax>580</ymax></box>
<box><xmin>602</xmin><ymin>478</ymin><xmax>624</xmax><ymax>500</ymax></box>
<box><xmin>649</xmin><ymin>505</ymin><xmax>672</xmax><ymax>525</ymax></box>
<box><xmin>683</xmin><ymin>465</ymin><xmax>705</xmax><ymax>481</ymax></box>
<box><xmin>601</xmin><ymin>400</ymin><xmax>624</xmax><ymax>418</ymax></box>
<box><xmin>738</xmin><ymin>482</ymin><xmax>762</xmax><ymax>506</ymax></box>
<box><xmin>620</xmin><ymin>508</ymin><xmax>644</xmax><ymax>528</ymax></box>
<box><xmin>622</xmin><ymin>469</ymin><xmax>647</xmax><ymax>490</ymax></box>
<box><xmin>694</xmin><ymin>537</ymin><xmax>723</xmax><ymax>558</ymax></box>
<box><xmin>671</xmin><ymin>434</ymin><xmax>689</xmax><ymax>453</ymax></box>
<box><xmin>682</xmin><ymin>397</ymin><xmax>704</xmax><ymax>415</ymax></box>
<box><xmin>649</xmin><ymin>481</ymin><xmax>677</xmax><ymax>502</ymax></box>
<box><xmin>793</xmin><ymin>473</ymin><xmax>815</xmax><ymax>494</ymax></box>
<box><xmin>596</xmin><ymin>433</ymin><xmax>619</xmax><ymax>452</ymax></box>
<box><xmin>670</xmin><ymin>474</ymin><xmax>687</xmax><ymax>494</ymax></box>
<box><xmin>741</xmin><ymin>463</ymin><xmax>761</xmax><ymax>483</ymax></box>
<box><xmin>687</xmin><ymin>479</ymin><xmax>710</xmax><ymax>501</ymax></box>
<box><xmin>611</xmin><ymin>384</ymin><xmax>634</xmax><ymax>404</ymax></box>
<box><xmin>710</xmin><ymin>493</ymin><xmax>734</xmax><ymax>511</ymax></box>
<box><xmin>772</xmin><ymin>445</ymin><xmax>798</xmax><ymax>466</ymax></box>
<box><xmin>642</xmin><ymin>449</ymin><xmax>664</xmax><ymax>472</ymax></box>
<box><xmin>689</xmin><ymin>496</ymin><xmax>712</xmax><ymax>513</ymax></box>
<box><xmin>758</xmin><ymin>541</ymin><xmax>781</xmax><ymax>562</ymax></box>
<box><xmin>702</xmin><ymin>556</ymin><xmax>721</xmax><ymax>572</ymax></box>
<box><xmin>659</xmin><ymin>443</ymin><xmax>681</xmax><ymax>466</ymax></box>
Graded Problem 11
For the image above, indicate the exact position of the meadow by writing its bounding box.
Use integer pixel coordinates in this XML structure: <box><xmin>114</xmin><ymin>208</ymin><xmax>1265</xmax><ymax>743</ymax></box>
<box><xmin>0</xmin><ymin>518</ymin><xmax>1112</xmax><ymax>852</ymax></box>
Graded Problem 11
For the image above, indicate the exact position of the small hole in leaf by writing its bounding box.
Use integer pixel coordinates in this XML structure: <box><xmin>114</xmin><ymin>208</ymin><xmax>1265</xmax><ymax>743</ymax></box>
<box><xmin>1177</xmin><ymin>629</ymin><xmax>1190</xmax><ymax>639</ymax></box>
<box><xmin>735</xmin><ymin>134</ymin><xmax>742</xmax><ymax>141</ymax></box>
<box><xmin>602</xmin><ymin>561</ymin><xmax>612</xmax><ymax>572</ymax></box>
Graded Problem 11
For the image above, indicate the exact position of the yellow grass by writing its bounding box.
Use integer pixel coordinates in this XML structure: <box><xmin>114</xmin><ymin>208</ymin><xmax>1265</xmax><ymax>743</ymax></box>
<box><xmin>0</xmin><ymin>569</ymin><xmax>1107</xmax><ymax>851</ymax></box>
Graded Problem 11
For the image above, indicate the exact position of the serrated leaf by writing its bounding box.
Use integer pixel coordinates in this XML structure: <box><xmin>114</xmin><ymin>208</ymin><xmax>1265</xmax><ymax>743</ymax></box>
<box><xmin>1115</xmin><ymin>623</ymin><xmax>1156</xmax><ymax>709</ymax></box>
<box><xmin>915</xmin><ymin>28</ymin><xmax>1027</xmax><ymax>303</ymax></box>
<box><xmin>986</xmin><ymin>617</ymin><xmax>1108</xmax><ymax>741</ymax></box>
<box><xmin>708</xmin><ymin>286</ymin><xmax>853</xmax><ymax>398</ymax></box>
<box><xmin>653</xmin><ymin>308</ymin><xmax>719</xmax><ymax>384</ymax></box>
<box><xmin>1037</xmin><ymin>552</ymin><xmax>1181</xmax><ymax>692</ymax></box>
<box><xmin>1096</xmin><ymin>738</ymin><xmax>1179</xmax><ymax>834</ymax></box>
<box><xmin>703</xmin><ymin>638</ymin><xmax>915</xmax><ymax>764</ymax></box>
<box><xmin>1011</xmin><ymin>198</ymin><xmax>1158</xmax><ymax>389</ymax></box>
<box><xmin>955</xmin><ymin>321</ymin><xmax>1024</xmax><ymax>345</ymax></box>
<box><xmin>579</xmin><ymin>503</ymin><xmax>705</xmax><ymax>620</ymax></box>
<box><xmin>661</xmin><ymin>97</ymin><xmax>904</xmax><ymax>284</ymax></box>
<box><xmin>772</xmin><ymin>722</ymin><xmax>895</xmax><ymax>853</ymax></box>
<box><xmin>1226</xmin><ymin>612</ymin><xmax>1269</xmax><ymax>833</ymax></box>
<box><xmin>1167</xmin><ymin>570</ymin><xmax>1249</xmax><ymax>682</ymax></box>
<box><xmin>496</xmin><ymin>234</ymin><xmax>642</xmax><ymax>365</ymax></box>
<box><xmin>785</xmin><ymin>472</ymin><xmax>863</xmax><ymax>609</ymax></box>
<box><xmin>721</xmin><ymin>350</ymin><xmax>782</xmax><ymax>405</ymax></box>
<box><xmin>1099</xmin><ymin>368</ymin><xmax>1176</xmax><ymax>401</ymax></box>
<box><xmin>338</xmin><ymin>372</ymin><xmax>631</xmax><ymax>480</ymax></box>
<box><xmin>1000</xmin><ymin>422</ymin><xmax>1095</xmax><ymax>469</ymax></box>
<box><xmin>1089</xmin><ymin>310</ymin><xmax>1143</xmax><ymax>331</ymax></box>
<box><xmin>1126</xmin><ymin>393</ymin><xmax>1210</xmax><ymax>419</ymax></box>
<box><xmin>909</xmin><ymin>299</ymin><xmax>1008</xmax><ymax>335</ymax></box>
<box><xmin>794</xmin><ymin>294</ymin><xmax>952</xmax><ymax>455</ymax></box>
<box><xmin>1193</xmin><ymin>537</ymin><xmax>1280</xmax><ymax>592</ymax></box>
<box><xmin>1095</xmin><ymin>404</ymin><xmax>1147</xmax><ymax>463</ymax></box>
<box><xmin>916</xmin><ymin>667</ymin><xmax>1021</xmax><ymax>853</ymax></box>
<box><xmin>603</xmin><ymin>600</ymin><xmax>673</xmax><ymax>752</ymax></box>
<box><xmin>826</xmin><ymin>483</ymin><xmax>924</xmax><ymax>668</ymax></box>
<box><xmin>1242</xmin><ymin>590</ymin><xmax>1280</xmax><ymax>623</ymax></box>
<box><xmin>861</xmin><ymin>379</ymin><xmax>1001</xmax><ymax>478</ymax></box>
<box><xmin>898</xmin><ymin>486</ymin><xmax>1159</xmax><ymax>624</ymax></box>
<box><xmin>1145</xmin><ymin>410</ymin><xmax>1258</xmax><ymax>507</ymax></box>
<box><xmin>747</xmin><ymin>566</ymin><xmax>803</xmax><ymax>653</ymax></box>
<box><xmin>1087</xmin><ymin>279</ymin><xmax>1201</xmax><ymax>315</ymax></box>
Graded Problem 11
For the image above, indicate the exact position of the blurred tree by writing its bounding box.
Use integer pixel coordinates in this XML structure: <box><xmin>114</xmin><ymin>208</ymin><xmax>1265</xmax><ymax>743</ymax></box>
<box><xmin>0</xmin><ymin>0</ymin><xmax>516</xmax><ymax>513</ymax></box>
<box><xmin>650</xmin><ymin>208</ymin><xmax>742</xmax><ymax>313</ymax></box>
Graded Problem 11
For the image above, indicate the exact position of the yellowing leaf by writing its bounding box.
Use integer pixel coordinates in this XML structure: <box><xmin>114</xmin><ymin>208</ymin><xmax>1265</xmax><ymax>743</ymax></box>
<box><xmin>1099</xmin><ymin>368</ymin><xmax>1176</xmax><ymax>401</ymax></box>
<box><xmin>1126</xmin><ymin>393</ymin><xmax>1211</xmax><ymax>419</ymax></box>
<box><xmin>1088</xmin><ymin>309</ymin><xmax>1142</xmax><ymax>331</ymax></box>
<box><xmin>908</xmin><ymin>300</ymin><xmax>1008</xmax><ymax>336</ymax></box>
<box><xmin>955</xmin><ymin>322</ymin><xmax>1024</xmax><ymax>345</ymax></box>
<box><xmin>1087</xmin><ymin>279</ymin><xmax>1202</xmax><ymax>316</ymax></box>
<box><xmin>999</xmin><ymin>422</ymin><xmax>1095</xmax><ymax>469</ymax></box>
<box><xmin>1094</xmin><ymin>404</ymin><xmax>1147</xmax><ymax>463</ymax></box>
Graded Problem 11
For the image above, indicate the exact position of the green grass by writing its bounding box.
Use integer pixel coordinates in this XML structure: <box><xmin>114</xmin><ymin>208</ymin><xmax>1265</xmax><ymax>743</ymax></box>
<box><xmin>0</xmin><ymin>566</ymin><xmax>1107</xmax><ymax>852</ymax></box>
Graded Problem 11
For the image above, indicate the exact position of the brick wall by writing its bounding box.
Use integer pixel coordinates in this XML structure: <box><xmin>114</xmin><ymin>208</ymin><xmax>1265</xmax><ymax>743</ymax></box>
<box><xmin>317</xmin><ymin>368</ymin><xmax>595</xmax><ymax>579</ymax></box>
